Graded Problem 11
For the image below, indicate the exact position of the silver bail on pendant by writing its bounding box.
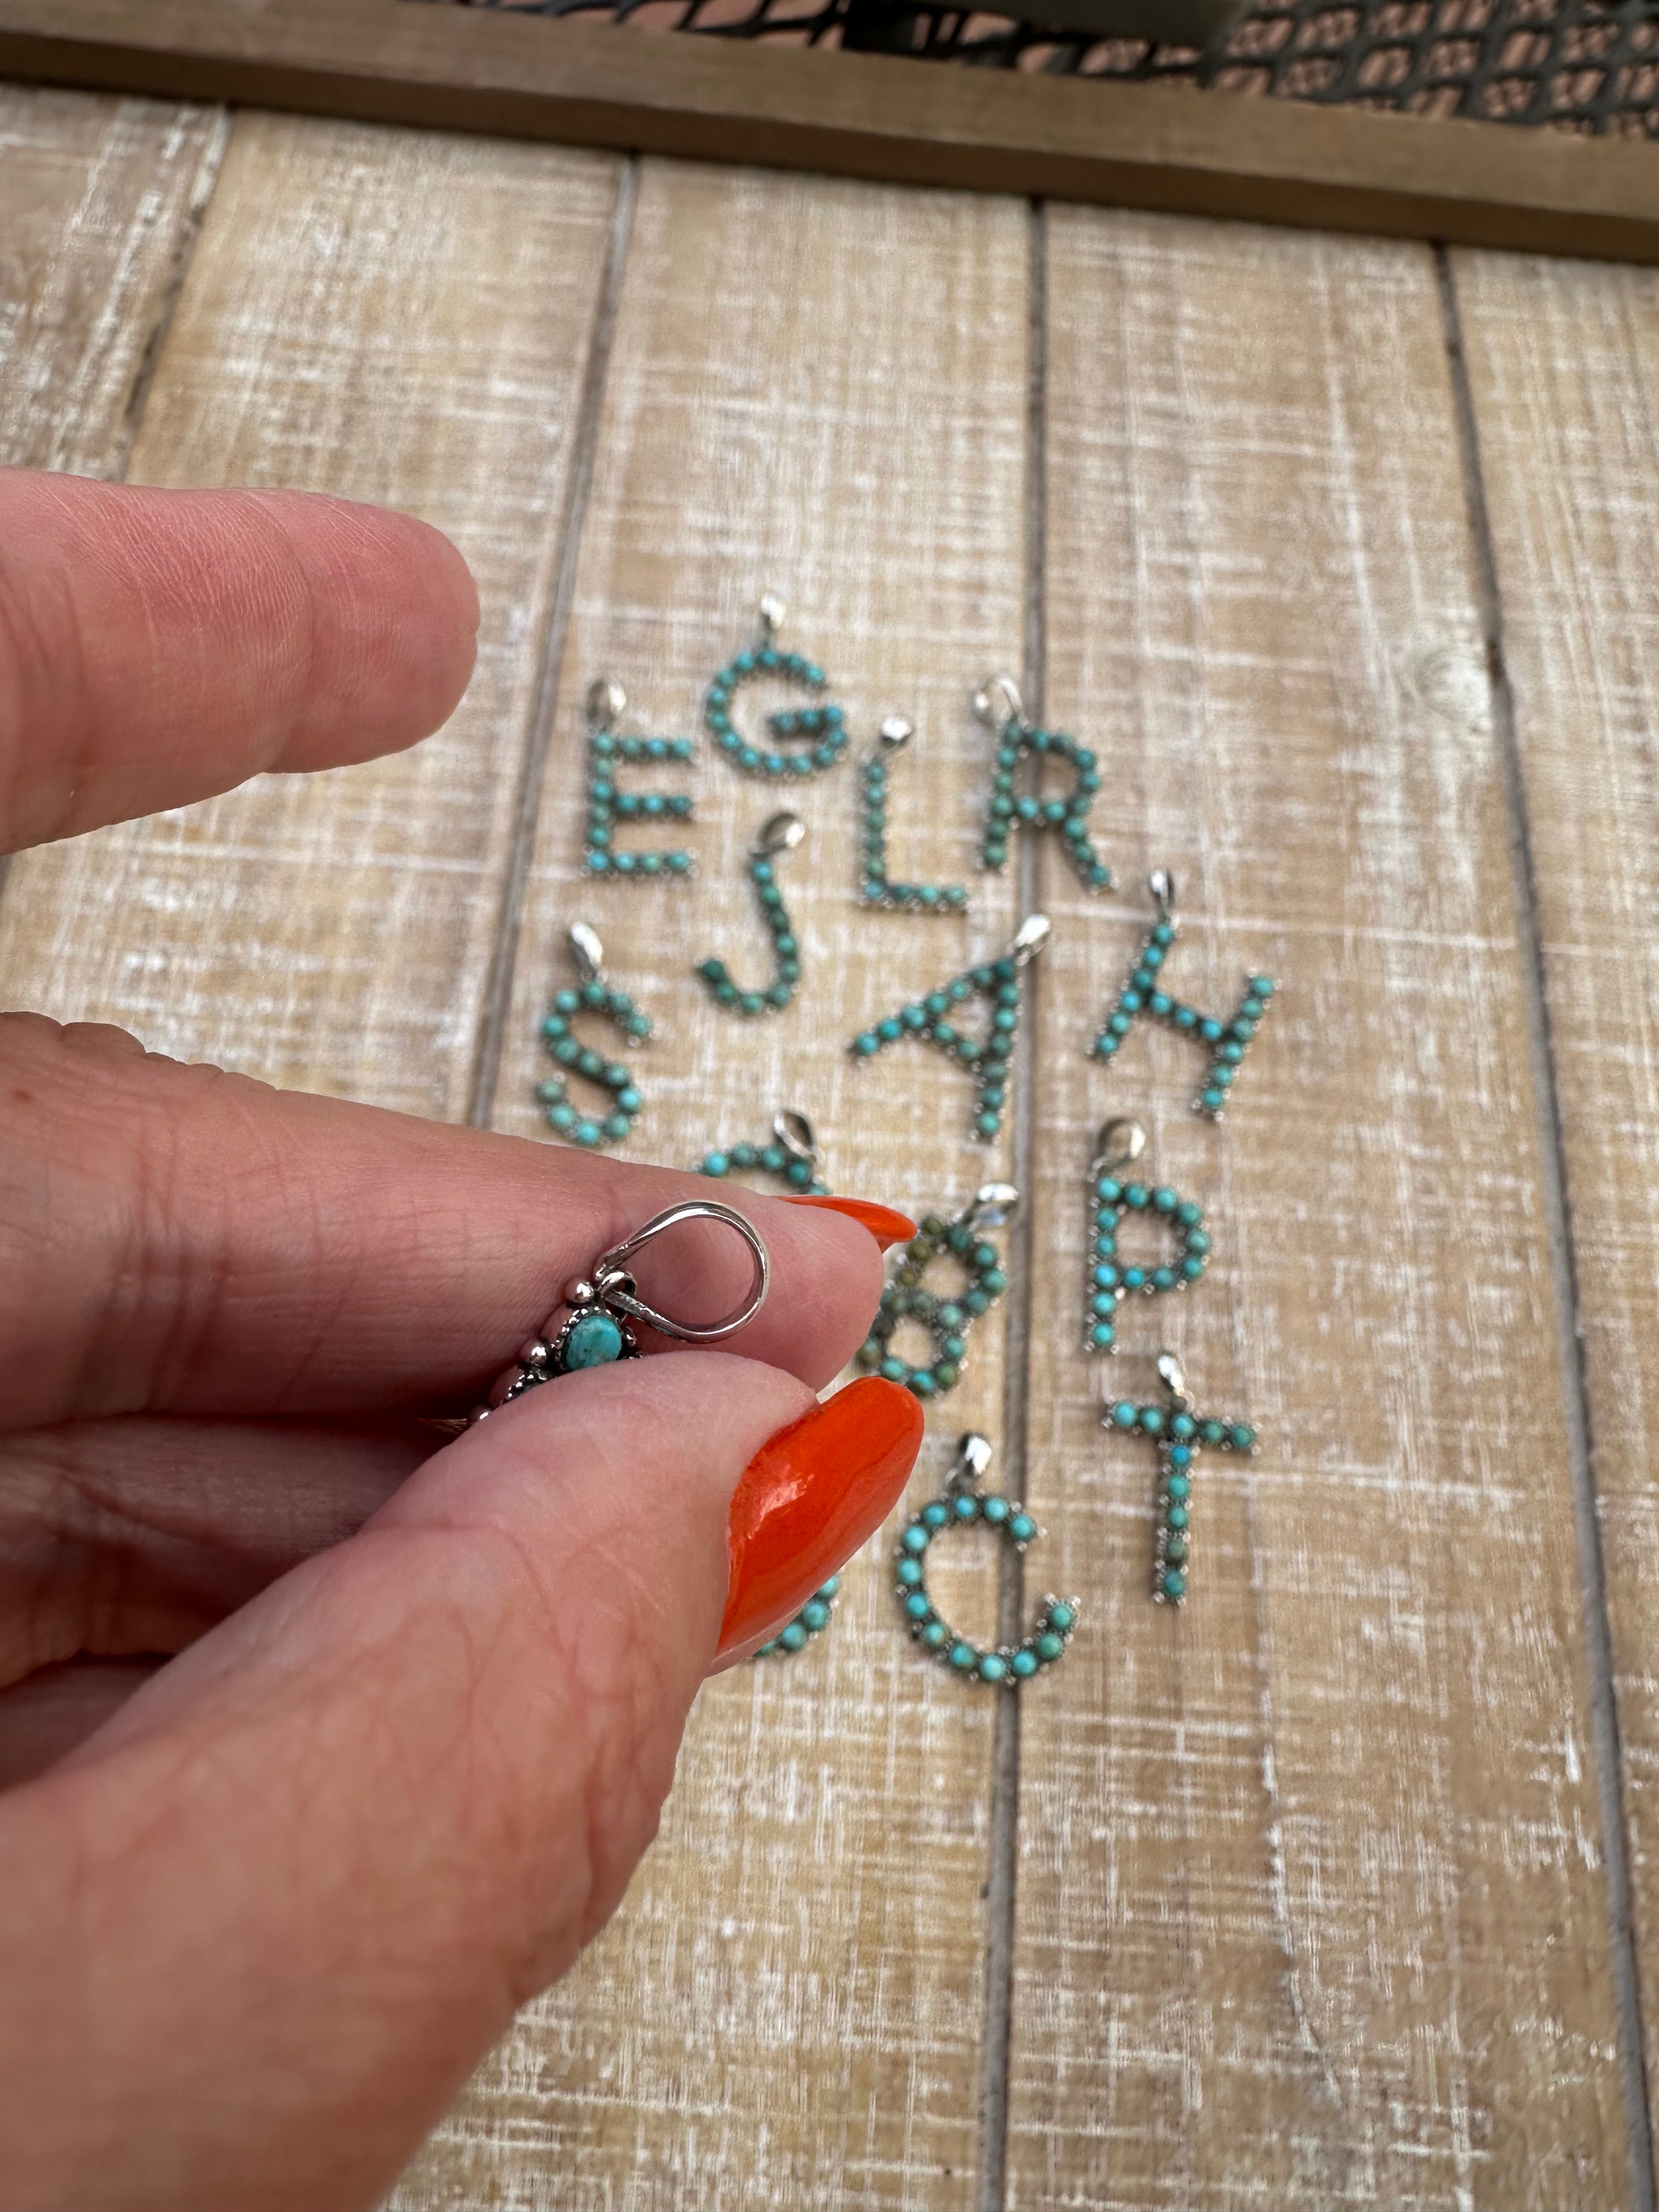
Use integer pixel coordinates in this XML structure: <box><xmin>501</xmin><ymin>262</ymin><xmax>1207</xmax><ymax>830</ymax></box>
<box><xmin>1011</xmin><ymin>913</ymin><xmax>1052</xmax><ymax>967</ymax></box>
<box><xmin>772</xmin><ymin>1108</ymin><xmax>819</xmax><ymax>1171</ymax></box>
<box><xmin>961</xmin><ymin>1181</ymin><xmax>1019</xmax><ymax>1232</ymax></box>
<box><xmin>970</xmin><ymin>672</ymin><xmax>1025</xmax><ymax>731</ymax></box>
<box><xmin>1092</xmin><ymin>1118</ymin><xmax>1148</xmax><ymax>1176</ymax></box>
<box><xmin>583</xmin><ymin>1200</ymin><xmax>771</xmax><ymax>1343</ymax></box>
<box><xmin>568</xmin><ymin>921</ymin><xmax>606</xmax><ymax>983</ymax></box>
<box><xmin>952</xmin><ymin>1431</ymin><xmax>995</xmax><ymax>1489</ymax></box>
<box><xmin>585</xmin><ymin>675</ymin><xmax>627</xmax><ymax>732</ymax></box>
<box><xmin>755</xmin><ymin>810</ymin><xmax>807</xmax><ymax>857</ymax></box>
<box><xmin>470</xmin><ymin>1201</ymin><xmax>772</xmax><ymax>1426</ymax></box>
<box><xmin>1156</xmin><ymin>1349</ymin><xmax>1193</xmax><ymax>1407</ymax></box>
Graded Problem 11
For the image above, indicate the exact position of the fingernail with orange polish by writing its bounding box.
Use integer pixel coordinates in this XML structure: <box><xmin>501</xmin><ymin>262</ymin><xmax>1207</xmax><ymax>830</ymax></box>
<box><xmin>782</xmin><ymin>1195</ymin><xmax>916</xmax><ymax>1251</ymax></box>
<box><xmin>716</xmin><ymin>1377</ymin><xmax>924</xmax><ymax>1661</ymax></box>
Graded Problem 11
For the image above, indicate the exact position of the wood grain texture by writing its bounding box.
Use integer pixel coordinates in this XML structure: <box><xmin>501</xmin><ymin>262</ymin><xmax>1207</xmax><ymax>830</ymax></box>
<box><xmin>2</xmin><ymin>0</ymin><xmax>1658</xmax><ymax>264</ymax></box>
<box><xmin>4</xmin><ymin>86</ymin><xmax>1650</xmax><ymax>2212</ymax></box>
<box><xmin>1005</xmin><ymin>207</ymin><xmax>1632</xmax><ymax>2210</ymax></box>
<box><xmin>1451</xmin><ymin>245</ymin><xmax>1659</xmax><ymax>2170</ymax></box>
<box><xmin>0</xmin><ymin>112</ymin><xmax>621</xmax><ymax>1118</ymax></box>
<box><xmin>390</xmin><ymin>157</ymin><xmax>1032</xmax><ymax>2211</ymax></box>
<box><xmin>0</xmin><ymin>80</ymin><xmax>223</xmax><ymax>471</ymax></box>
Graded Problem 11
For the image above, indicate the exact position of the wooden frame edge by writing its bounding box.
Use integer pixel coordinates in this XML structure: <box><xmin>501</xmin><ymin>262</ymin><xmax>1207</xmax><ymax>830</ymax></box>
<box><xmin>0</xmin><ymin>0</ymin><xmax>1655</xmax><ymax>261</ymax></box>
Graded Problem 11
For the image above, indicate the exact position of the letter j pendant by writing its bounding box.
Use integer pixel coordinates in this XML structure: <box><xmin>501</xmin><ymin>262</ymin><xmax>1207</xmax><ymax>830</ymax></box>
<box><xmin>471</xmin><ymin>1200</ymin><xmax>770</xmax><ymax>1422</ymax></box>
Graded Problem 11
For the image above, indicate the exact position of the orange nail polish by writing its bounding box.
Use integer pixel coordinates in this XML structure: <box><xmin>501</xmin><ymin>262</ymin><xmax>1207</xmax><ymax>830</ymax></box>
<box><xmin>716</xmin><ymin>1378</ymin><xmax>923</xmax><ymax>1659</ymax></box>
<box><xmin>782</xmin><ymin>1195</ymin><xmax>917</xmax><ymax>1251</ymax></box>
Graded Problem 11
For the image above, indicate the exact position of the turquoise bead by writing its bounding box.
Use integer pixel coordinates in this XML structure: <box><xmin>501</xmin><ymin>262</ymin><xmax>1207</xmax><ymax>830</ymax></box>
<box><xmin>896</xmin><ymin>1558</ymin><xmax>923</xmax><ymax>1587</ymax></box>
<box><xmin>1111</xmin><ymin>1401</ymin><xmax>1138</xmax><ymax>1429</ymax></box>
<box><xmin>563</xmin><ymin>1311</ymin><xmax>625</xmax><ymax>1369</ymax></box>
<box><xmin>903</xmin><ymin>1525</ymin><xmax>929</xmax><ymax>1553</ymax></box>
<box><xmin>905</xmin><ymin>1593</ymin><xmax>932</xmax><ymax>1622</ymax></box>
<box><xmin>1171</xmin><ymin>1415</ymin><xmax>1196</xmax><ymax>1440</ymax></box>
<box><xmin>949</xmin><ymin>1642</ymin><xmax>977</xmax><ymax>1671</ymax></box>
<box><xmin>1009</xmin><ymin>1514</ymin><xmax>1036</xmax><ymax>1544</ymax></box>
<box><xmin>1169</xmin><ymin>1445</ymin><xmax>1193</xmax><ymax>1468</ymax></box>
<box><xmin>801</xmin><ymin>1599</ymin><xmax>831</xmax><ymax>1631</ymax></box>
<box><xmin>1165</xmin><ymin>1504</ymin><xmax>1189</xmax><ymax>1530</ymax></box>
<box><xmin>1036</xmin><ymin>1633</ymin><xmax>1065</xmax><ymax>1662</ymax></box>
<box><xmin>923</xmin><ymin>1622</ymin><xmax>948</xmax><ymax>1649</ymax></box>
<box><xmin>983</xmin><ymin>1496</ymin><xmax>1009</xmax><ymax>1523</ymax></box>
<box><xmin>1011</xmin><ymin>1650</ymin><xmax>1039</xmax><ymax>1679</ymax></box>
<box><xmin>779</xmin><ymin>1622</ymin><xmax>808</xmax><ymax>1652</ymax></box>
<box><xmin>1161</xmin><ymin>1570</ymin><xmax>1186</xmax><ymax>1601</ymax></box>
<box><xmin>1166</xmin><ymin>1474</ymin><xmax>1191</xmax><ymax>1503</ymax></box>
<box><xmin>923</xmin><ymin>1502</ymin><xmax>950</xmax><ymax>1528</ymax></box>
<box><xmin>1048</xmin><ymin>1601</ymin><xmax>1075</xmax><ymax>1632</ymax></box>
<box><xmin>979</xmin><ymin>1654</ymin><xmax>1008</xmax><ymax>1684</ymax></box>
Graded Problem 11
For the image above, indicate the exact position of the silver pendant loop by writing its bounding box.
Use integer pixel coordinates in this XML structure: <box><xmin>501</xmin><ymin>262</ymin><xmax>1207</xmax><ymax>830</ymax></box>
<box><xmin>583</xmin><ymin>1200</ymin><xmax>770</xmax><ymax>1342</ymax></box>
<box><xmin>470</xmin><ymin>1199</ymin><xmax>770</xmax><ymax>1421</ymax></box>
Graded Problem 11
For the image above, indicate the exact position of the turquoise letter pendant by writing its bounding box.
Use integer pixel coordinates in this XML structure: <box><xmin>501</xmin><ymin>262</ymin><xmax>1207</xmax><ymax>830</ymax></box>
<box><xmin>894</xmin><ymin>1433</ymin><xmax>1079</xmax><ymax>1687</ymax></box>
<box><xmin>581</xmin><ymin>676</ymin><xmax>695</xmax><ymax>883</ymax></box>
<box><xmin>849</xmin><ymin>913</ymin><xmax>1050</xmax><ymax>1144</ymax></box>
<box><xmin>973</xmin><ymin>672</ymin><xmax>1111</xmax><ymax>894</ymax></box>
<box><xmin>859</xmin><ymin>714</ymin><xmax>968</xmax><ymax>913</ymax></box>
<box><xmin>696</xmin><ymin>811</ymin><xmax>806</xmax><ymax>1017</ymax></box>
<box><xmin>697</xmin><ymin>1107</ymin><xmax>828</xmax><ymax>1194</ymax></box>
<box><xmin>1103</xmin><ymin>1351</ymin><xmax>1258</xmax><ymax>1604</ymax></box>
<box><xmin>704</xmin><ymin>593</ymin><xmax>847</xmax><ymax>781</ymax></box>
<box><xmin>1084</xmin><ymin>1118</ymin><xmax>1210</xmax><ymax>1355</ymax></box>
<box><xmin>1091</xmin><ymin>870</ymin><xmax>1278</xmax><ymax>1120</ymax></box>
<box><xmin>536</xmin><ymin>922</ymin><xmax>651</xmax><ymax>1148</ymax></box>
<box><xmin>856</xmin><ymin>1183</ymin><xmax>1017</xmax><ymax>1400</ymax></box>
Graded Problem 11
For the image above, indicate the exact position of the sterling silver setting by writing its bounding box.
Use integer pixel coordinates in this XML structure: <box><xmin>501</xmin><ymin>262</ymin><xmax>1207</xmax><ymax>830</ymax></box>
<box><xmin>471</xmin><ymin>1200</ymin><xmax>770</xmax><ymax>1423</ymax></box>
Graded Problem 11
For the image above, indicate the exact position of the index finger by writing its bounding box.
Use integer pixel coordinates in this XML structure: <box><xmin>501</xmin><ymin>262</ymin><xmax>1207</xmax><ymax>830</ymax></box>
<box><xmin>1</xmin><ymin>1017</ymin><xmax>893</xmax><ymax>1426</ymax></box>
<box><xmin>0</xmin><ymin>471</ymin><xmax>479</xmax><ymax>852</ymax></box>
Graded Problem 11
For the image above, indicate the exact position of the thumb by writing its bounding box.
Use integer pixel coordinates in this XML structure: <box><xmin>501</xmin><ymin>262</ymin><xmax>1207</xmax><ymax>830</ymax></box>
<box><xmin>0</xmin><ymin>1358</ymin><xmax>921</xmax><ymax>2212</ymax></box>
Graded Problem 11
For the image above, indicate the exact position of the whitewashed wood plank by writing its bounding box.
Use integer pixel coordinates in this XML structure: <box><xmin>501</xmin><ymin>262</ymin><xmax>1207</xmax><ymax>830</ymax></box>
<box><xmin>0</xmin><ymin>81</ymin><xmax>224</xmax><ymax>473</ymax></box>
<box><xmin>1453</xmin><ymin>242</ymin><xmax>1659</xmax><ymax>2186</ymax></box>
<box><xmin>392</xmin><ymin>155</ymin><xmax>1032</xmax><ymax>2212</ymax></box>
<box><xmin>1005</xmin><ymin>207</ymin><xmax>1629</xmax><ymax>2211</ymax></box>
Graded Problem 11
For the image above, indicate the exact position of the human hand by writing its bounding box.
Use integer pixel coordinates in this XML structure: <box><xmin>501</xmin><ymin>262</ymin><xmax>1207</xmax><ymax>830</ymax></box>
<box><xmin>0</xmin><ymin>471</ymin><xmax>922</xmax><ymax>2212</ymax></box>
